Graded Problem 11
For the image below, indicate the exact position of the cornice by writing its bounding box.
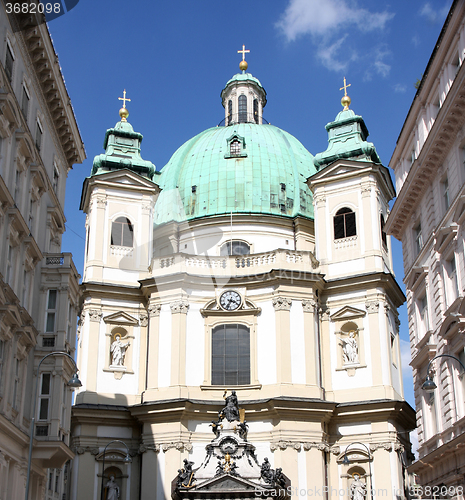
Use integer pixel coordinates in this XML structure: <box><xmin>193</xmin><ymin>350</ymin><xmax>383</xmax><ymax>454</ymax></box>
<box><xmin>387</xmin><ymin>60</ymin><xmax>465</xmax><ymax>239</ymax></box>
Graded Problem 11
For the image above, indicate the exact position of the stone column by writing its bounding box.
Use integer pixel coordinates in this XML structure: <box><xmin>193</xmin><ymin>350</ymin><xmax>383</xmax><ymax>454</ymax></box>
<box><xmin>139</xmin><ymin>444</ymin><xmax>160</xmax><ymax>500</ymax></box>
<box><xmin>146</xmin><ymin>304</ymin><xmax>161</xmax><ymax>390</ymax></box>
<box><xmin>319</xmin><ymin>306</ymin><xmax>332</xmax><ymax>395</ymax></box>
<box><xmin>170</xmin><ymin>300</ymin><xmax>189</xmax><ymax>386</ymax></box>
<box><xmin>272</xmin><ymin>297</ymin><xmax>292</xmax><ymax>384</ymax></box>
<box><xmin>366</xmin><ymin>300</ymin><xmax>382</xmax><ymax>386</ymax></box>
<box><xmin>302</xmin><ymin>299</ymin><xmax>318</xmax><ymax>387</ymax></box>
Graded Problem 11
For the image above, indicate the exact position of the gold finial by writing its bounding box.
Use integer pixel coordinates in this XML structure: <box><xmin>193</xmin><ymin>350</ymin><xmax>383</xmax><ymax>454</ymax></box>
<box><xmin>339</xmin><ymin>77</ymin><xmax>351</xmax><ymax>110</ymax></box>
<box><xmin>238</xmin><ymin>44</ymin><xmax>250</xmax><ymax>72</ymax></box>
<box><xmin>118</xmin><ymin>89</ymin><xmax>131</xmax><ymax>122</ymax></box>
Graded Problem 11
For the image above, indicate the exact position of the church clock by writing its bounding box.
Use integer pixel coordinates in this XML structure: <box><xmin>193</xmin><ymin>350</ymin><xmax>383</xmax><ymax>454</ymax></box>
<box><xmin>219</xmin><ymin>291</ymin><xmax>242</xmax><ymax>311</ymax></box>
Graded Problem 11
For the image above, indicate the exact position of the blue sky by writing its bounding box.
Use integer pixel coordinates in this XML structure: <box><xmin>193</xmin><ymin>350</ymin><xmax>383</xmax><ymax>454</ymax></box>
<box><xmin>48</xmin><ymin>0</ymin><xmax>452</xmax><ymax>408</ymax></box>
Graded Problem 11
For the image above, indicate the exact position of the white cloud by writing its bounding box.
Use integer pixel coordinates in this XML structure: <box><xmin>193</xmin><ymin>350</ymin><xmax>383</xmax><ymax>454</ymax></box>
<box><xmin>410</xmin><ymin>429</ymin><xmax>419</xmax><ymax>458</ymax></box>
<box><xmin>276</xmin><ymin>0</ymin><xmax>394</xmax><ymax>41</ymax></box>
<box><xmin>400</xmin><ymin>339</ymin><xmax>413</xmax><ymax>379</ymax></box>
<box><xmin>419</xmin><ymin>2</ymin><xmax>451</xmax><ymax>24</ymax></box>
<box><xmin>276</xmin><ymin>0</ymin><xmax>394</xmax><ymax>75</ymax></box>
<box><xmin>394</xmin><ymin>83</ymin><xmax>407</xmax><ymax>93</ymax></box>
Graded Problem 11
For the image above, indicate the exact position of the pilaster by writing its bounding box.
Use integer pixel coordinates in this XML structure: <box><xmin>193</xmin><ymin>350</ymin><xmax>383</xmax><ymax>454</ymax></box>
<box><xmin>272</xmin><ymin>296</ymin><xmax>292</xmax><ymax>384</ymax></box>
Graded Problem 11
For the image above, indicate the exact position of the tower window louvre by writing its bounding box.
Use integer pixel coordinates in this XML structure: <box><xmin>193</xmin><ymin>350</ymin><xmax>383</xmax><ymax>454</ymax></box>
<box><xmin>253</xmin><ymin>99</ymin><xmax>258</xmax><ymax>123</ymax></box>
<box><xmin>380</xmin><ymin>214</ymin><xmax>387</xmax><ymax>249</ymax></box>
<box><xmin>334</xmin><ymin>207</ymin><xmax>356</xmax><ymax>239</ymax></box>
<box><xmin>228</xmin><ymin>100</ymin><xmax>232</xmax><ymax>125</ymax></box>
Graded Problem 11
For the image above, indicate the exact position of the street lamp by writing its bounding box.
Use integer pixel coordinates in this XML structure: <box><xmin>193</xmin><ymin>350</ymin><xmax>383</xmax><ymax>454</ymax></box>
<box><xmin>342</xmin><ymin>441</ymin><xmax>373</xmax><ymax>500</ymax></box>
<box><xmin>100</xmin><ymin>439</ymin><xmax>132</xmax><ymax>500</ymax></box>
<box><xmin>25</xmin><ymin>351</ymin><xmax>81</xmax><ymax>500</ymax></box>
<box><xmin>422</xmin><ymin>354</ymin><xmax>465</xmax><ymax>392</ymax></box>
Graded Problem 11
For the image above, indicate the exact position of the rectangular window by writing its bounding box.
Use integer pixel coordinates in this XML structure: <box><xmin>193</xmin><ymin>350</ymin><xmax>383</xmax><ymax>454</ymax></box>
<box><xmin>5</xmin><ymin>43</ymin><xmax>14</xmax><ymax>83</ymax></box>
<box><xmin>0</xmin><ymin>340</ymin><xmax>4</xmax><ymax>393</ymax></box>
<box><xmin>447</xmin><ymin>256</ymin><xmax>459</xmax><ymax>303</ymax></box>
<box><xmin>38</xmin><ymin>373</ymin><xmax>51</xmax><ymax>420</ymax></box>
<box><xmin>52</xmin><ymin>163</ymin><xmax>59</xmax><ymax>194</ymax></box>
<box><xmin>21</xmin><ymin>270</ymin><xmax>28</xmax><ymax>308</ymax></box>
<box><xmin>28</xmin><ymin>199</ymin><xmax>34</xmax><ymax>232</ymax></box>
<box><xmin>443</xmin><ymin>177</ymin><xmax>450</xmax><ymax>211</ymax></box>
<box><xmin>35</xmin><ymin>120</ymin><xmax>42</xmax><ymax>151</ymax></box>
<box><xmin>21</xmin><ymin>86</ymin><xmax>29</xmax><ymax>118</ymax></box>
<box><xmin>12</xmin><ymin>358</ymin><xmax>20</xmax><ymax>410</ymax></box>
<box><xmin>48</xmin><ymin>470</ymin><xmax>54</xmax><ymax>491</ymax></box>
<box><xmin>427</xmin><ymin>392</ymin><xmax>437</xmax><ymax>437</ymax></box>
<box><xmin>6</xmin><ymin>244</ymin><xmax>13</xmax><ymax>285</ymax></box>
<box><xmin>55</xmin><ymin>469</ymin><xmax>60</xmax><ymax>493</ymax></box>
<box><xmin>14</xmin><ymin>168</ymin><xmax>20</xmax><ymax>203</ymax></box>
<box><xmin>67</xmin><ymin>303</ymin><xmax>73</xmax><ymax>344</ymax></box>
<box><xmin>418</xmin><ymin>294</ymin><xmax>429</xmax><ymax>338</ymax></box>
<box><xmin>45</xmin><ymin>289</ymin><xmax>58</xmax><ymax>333</ymax></box>
<box><xmin>212</xmin><ymin>324</ymin><xmax>250</xmax><ymax>386</ymax></box>
<box><xmin>414</xmin><ymin>223</ymin><xmax>423</xmax><ymax>256</ymax></box>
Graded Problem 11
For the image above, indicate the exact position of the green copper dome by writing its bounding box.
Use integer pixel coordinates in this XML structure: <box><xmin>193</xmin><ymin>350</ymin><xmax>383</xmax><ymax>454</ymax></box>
<box><xmin>154</xmin><ymin>123</ymin><xmax>316</xmax><ymax>225</ymax></box>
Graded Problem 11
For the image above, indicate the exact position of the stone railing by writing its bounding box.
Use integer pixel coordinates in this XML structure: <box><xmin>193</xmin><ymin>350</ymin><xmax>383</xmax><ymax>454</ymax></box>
<box><xmin>152</xmin><ymin>250</ymin><xmax>319</xmax><ymax>277</ymax></box>
<box><xmin>334</xmin><ymin>235</ymin><xmax>357</xmax><ymax>250</ymax></box>
<box><xmin>110</xmin><ymin>245</ymin><xmax>133</xmax><ymax>257</ymax></box>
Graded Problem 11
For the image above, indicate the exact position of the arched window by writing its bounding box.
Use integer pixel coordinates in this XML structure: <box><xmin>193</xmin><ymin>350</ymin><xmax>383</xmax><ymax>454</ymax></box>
<box><xmin>212</xmin><ymin>324</ymin><xmax>250</xmax><ymax>385</ymax></box>
<box><xmin>227</xmin><ymin>100</ymin><xmax>232</xmax><ymax>125</ymax></box>
<box><xmin>253</xmin><ymin>99</ymin><xmax>258</xmax><ymax>123</ymax></box>
<box><xmin>220</xmin><ymin>241</ymin><xmax>250</xmax><ymax>256</ymax></box>
<box><xmin>230</xmin><ymin>139</ymin><xmax>241</xmax><ymax>156</ymax></box>
<box><xmin>238</xmin><ymin>95</ymin><xmax>247</xmax><ymax>123</ymax></box>
<box><xmin>334</xmin><ymin>207</ymin><xmax>356</xmax><ymax>239</ymax></box>
<box><xmin>380</xmin><ymin>214</ymin><xmax>387</xmax><ymax>249</ymax></box>
<box><xmin>111</xmin><ymin>217</ymin><xmax>134</xmax><ymax>247</ymax></box>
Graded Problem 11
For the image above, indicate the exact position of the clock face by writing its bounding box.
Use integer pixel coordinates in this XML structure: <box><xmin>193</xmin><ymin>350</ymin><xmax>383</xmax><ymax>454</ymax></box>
<box><xmin>219</xmin><ymin>291</ymin><xmax>241</xmax><ymax>311</ymax></box>
<box><xmin>220</xmin><ymin>437</ymin><xmax>238</xmax><ymax>455</ymax></box>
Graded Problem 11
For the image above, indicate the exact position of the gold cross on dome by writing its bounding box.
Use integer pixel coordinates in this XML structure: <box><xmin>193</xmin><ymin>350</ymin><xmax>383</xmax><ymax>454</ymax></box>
<box><xmin>339</xmin><ymin>77</ymin><xmax>351</xmax><ymax>97</ymax></box>
<box><xmin>118</xmin><ymin>89</ymin><xmax>131</xmax><ymax>109</ymax></box>
<box><xmin>237</xmin><ymin>44</ymin><xmax>250</xmax><ymax>61</ymax></box>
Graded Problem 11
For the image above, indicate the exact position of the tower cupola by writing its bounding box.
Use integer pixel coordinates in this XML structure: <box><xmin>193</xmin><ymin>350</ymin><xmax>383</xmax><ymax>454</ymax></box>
<box><xmin>220</xmin><ymin>45</ymin><xmax>267</xmax><ymax>125</ymax></box>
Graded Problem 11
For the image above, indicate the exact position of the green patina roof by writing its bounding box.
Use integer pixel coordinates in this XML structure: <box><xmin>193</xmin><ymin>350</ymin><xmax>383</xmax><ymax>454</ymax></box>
<box><xmin>91</xmin><ymin>120</ymin><xmax>157</xmax><ymax>179</ymax></box>
<box><xmin>313</xmin><ymin>108</ymin><xmax>381</xmax><ymax>168</ymax></box>
<box><xmin>154</xmin><ymin>123</ymin><xmax>316</xmax><ymax>225</ymax></box>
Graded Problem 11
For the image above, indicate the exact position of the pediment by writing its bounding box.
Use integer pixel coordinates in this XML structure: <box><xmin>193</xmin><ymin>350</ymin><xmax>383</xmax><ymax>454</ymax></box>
<box><xmin>103</xmin><ymin>311</ymin><xmax>139</xmax><ymax>326</ymax></box>
<box><xmin>434</xmin><ymin>223</ymin><xmax>458</xmax><ymax>253</ymax></box>
<box><xmin>330</xmin><ymin>305</ymin><xmax>366</xmax><ymax>321</ymax></box>
<box><xmin>92</xmin><ymin>168</ymin><xmax>159</xmax><ymax>190</ymax></box>
<box><xmin>193</xmin><ymin>473</ymin><xmax>259</xmax><ymax>492</ymax></box>
<box><xmin>405</xmin><ymin>265</ymin><xmax>428</xmax><ymax>291</ymax></box>
<box><xmin>309</xmin><ymin>159</ymin><xmax>372</xmax><ymax>183</ymax></box>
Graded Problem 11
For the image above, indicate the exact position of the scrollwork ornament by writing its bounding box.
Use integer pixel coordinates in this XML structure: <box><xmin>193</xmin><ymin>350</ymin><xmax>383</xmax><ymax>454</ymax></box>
<box><xmin>170</xmin><ymin>301</ymin><xmax>189</xmax><ymax>314</ymax></box>
<box><xmin>272</xmin><ymin>297</ymin><xmax>292</xmax><ymax>311</ymax></box>
<box><xmin>365</xmin><ymin>301</ymin><xmax>379</xmax><ymax>314</ymax></box>
<box><xmin>88</xmin><ymin>309</ymin><xmax>102</xmax><ymax>322</ymax></box>
<box><xmin>302</xmin><ymin>299</ymin><xmax>317</xmax><ymax>313</ymax></box>
<box><xmin>148</xmin><ymin>304</ymin><xmax>161</xmax><ymax>317</ymax></box>
<box><xmin>139</xmin><ymin>315</ymin><xmax>148</xmax><ymax>327</ymax></box>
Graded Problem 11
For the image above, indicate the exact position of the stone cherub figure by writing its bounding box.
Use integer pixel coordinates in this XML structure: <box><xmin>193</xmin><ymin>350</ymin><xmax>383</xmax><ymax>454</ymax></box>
<box><xmin>110</xmin><ymin>334</ymin><xmax>130</xmax><ymax>366</ymax></box>
<box><xmin>338</xmin><ymin>330</ymin><xmax>359</xmax><ymax>364</ymax></box>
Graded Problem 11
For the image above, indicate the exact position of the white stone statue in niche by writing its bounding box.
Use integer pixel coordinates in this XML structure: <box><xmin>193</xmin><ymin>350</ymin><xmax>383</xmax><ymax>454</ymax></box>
<box><xmin>350</xmin><ymin>473</ymin><xmax>366</xmax><ymax>500</ymax></box>
<box><xmin>338</xmin><ymin>330</ymin><xmax>359</xmax><ymax>364</ymax></box>
<box><xmin>110</xmin><ymin>334</ymin><xmax>130</xmax><ymax>366</ymax></box>
<box><xmin>105</xmin><ymin>475</ymin><xmax>120</xmax><ymax>500</ymax></box>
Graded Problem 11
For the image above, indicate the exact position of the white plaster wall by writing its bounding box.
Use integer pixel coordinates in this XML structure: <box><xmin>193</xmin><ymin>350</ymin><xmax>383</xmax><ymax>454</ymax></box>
<box><xmin>328</xmin><ymin>258</ymin><xmax>365</xmax><ymax>277</ymax></box>
<box><xmin>97</xmin><ymin>426</ymin><xmax>132</xmax><ymax>439</ymax></box>
<box><xmin>297</xmin><ymin>451</ymin><xmax>307</xmax><ymax>494</ymax></box>
<box><xmin>185</xmin><ymin>304</ymin><xmax>205</xmax><ymax>386</ymax></box>
<box><xmin>257</xmin><ymin>300</ymin><xmax>277</xmax><ymax>385</ymax></box>
<box><xmin>290</xmin><ymin>300</ymin><xmax>306</xmax><ymax>384</ymax></box>
<box><xmin>378</xmin><ymin>305</ymin><xmax>390</xmax><ymax>387</ymax></box>
<box><xmin>158</xmin><ymin>305</ymin><xmax>172</xmax><ymax>387</ymax></box>
<box><xmin>156</xmin><ymin>452</ymin><xmax>165</xmax><ymax>500</ymax></box>
<box><xmin>77</xmin><ymin>316</ymin><xmax>90</xmax><ymax>392</ymax></box>
<box><xmin>338</xmin><ymin>423</ymin><xmax>371</xmax><ymax>435</ymax></box>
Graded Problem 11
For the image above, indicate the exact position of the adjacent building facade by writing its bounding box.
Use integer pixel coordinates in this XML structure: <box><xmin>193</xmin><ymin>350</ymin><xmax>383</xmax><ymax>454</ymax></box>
<box><xmin>0</xmin><ymin>6</ymin><xmax>85</xmax><ymax>500</ymax></box>
<box><xmin>70</xmin><ymin>57</ymin><xmax>415</xmax><ymax>499</ymax></box>
<box><xmin>386</xmin><ymin>0</ymin><xmax>465</xmax><ymax>490</ymax></box>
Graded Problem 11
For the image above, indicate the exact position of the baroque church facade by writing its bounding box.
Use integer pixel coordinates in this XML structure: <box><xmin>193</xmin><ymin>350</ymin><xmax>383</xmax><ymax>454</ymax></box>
<box><xmin>70</xmin><ymin>56</ymin><xmax>415</xmax><ymax>499</ymax></box>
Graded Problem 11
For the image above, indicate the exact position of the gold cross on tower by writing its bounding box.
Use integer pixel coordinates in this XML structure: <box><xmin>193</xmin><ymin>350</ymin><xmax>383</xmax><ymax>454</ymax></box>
<box><xmin>118</xmin><ymin>89</ymin><xmax>131</xmax><ymax>108</ymax></box>
<box><xmin>238</xmin><ymin>44</ymin><xmax>250</xmax><ymax>72</ymax></box>
<box><xmin>339</xmin><ymin>77</ymin><xmax>352</xmax><ymax>110</ymax></box>
<box><xmin>118</xmin><ymin>89</ymin><xmax>131</xmax><ymax>122</ymax></box>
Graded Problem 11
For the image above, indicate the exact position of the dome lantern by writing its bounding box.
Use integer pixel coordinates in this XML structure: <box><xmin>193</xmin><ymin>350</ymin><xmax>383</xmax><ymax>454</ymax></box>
<box><xmin>220</xmin><ymin>45</ymin><xmax>267</xmax><ymax>126</ymax></box>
